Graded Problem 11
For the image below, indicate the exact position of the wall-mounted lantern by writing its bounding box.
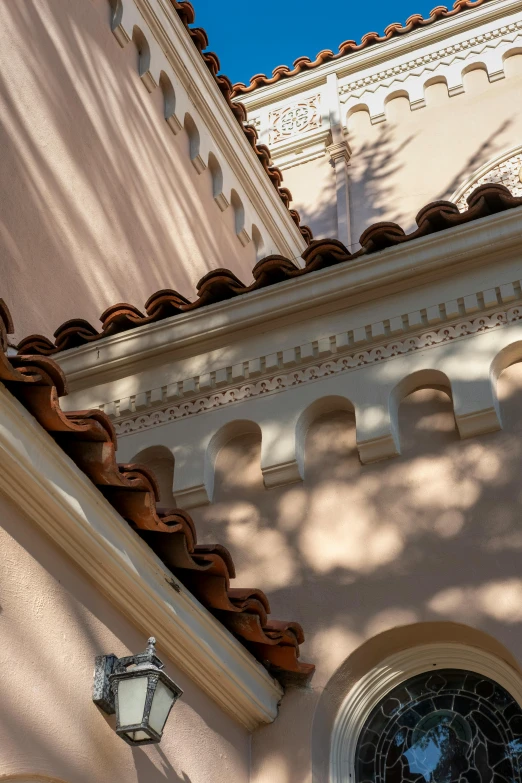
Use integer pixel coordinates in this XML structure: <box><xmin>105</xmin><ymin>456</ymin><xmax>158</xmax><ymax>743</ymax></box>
<box><xmin>93</xmin><ymin>636</ymin><xmax>183</xmax><ymax>746</ymax></box>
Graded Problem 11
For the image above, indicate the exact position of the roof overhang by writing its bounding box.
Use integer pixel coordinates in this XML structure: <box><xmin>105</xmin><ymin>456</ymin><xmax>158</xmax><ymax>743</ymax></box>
<box><xmin>56</xmin><ymin>206</ymin><xmax>522</xmax><ymax>391</ymax></box>
<box><xmin>236</xmin><ymin>0</ymin><xmax>522</xmax><ymax>109</ymax></box>
<box><xmin>0</xmin><ymin>383</ymin><xmax>283</xmax><ymax>730</ymax></box>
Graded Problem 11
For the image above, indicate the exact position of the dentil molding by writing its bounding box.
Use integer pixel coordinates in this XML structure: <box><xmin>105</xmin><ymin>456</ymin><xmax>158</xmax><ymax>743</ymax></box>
<box><xmin>107</xmin><ymin>285</ymin><xmax>522</xmax><ymax>432</ymax></box>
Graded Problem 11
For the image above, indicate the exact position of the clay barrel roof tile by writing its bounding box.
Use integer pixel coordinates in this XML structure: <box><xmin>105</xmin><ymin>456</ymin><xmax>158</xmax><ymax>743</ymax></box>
<box><xmin>231</xmin><ymin>0</ymin><xmax>492</xmax><ymax>95</ymax></box>
<box><xmin>0</xmin><ymin>300</ymin><xmax>313</xmax><ymax>685</ymax></box>
<box><xmin>16</xmin><ymin>184</ymin><xmax>522</xmax><ymax>357</ymax></box>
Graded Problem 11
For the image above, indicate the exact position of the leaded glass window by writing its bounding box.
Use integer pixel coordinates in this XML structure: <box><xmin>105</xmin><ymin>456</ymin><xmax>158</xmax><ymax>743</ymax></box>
<box><xmin>355</xmin><ymin>669</ymin><xmax>522</xmax><ymax>783</ymax></box>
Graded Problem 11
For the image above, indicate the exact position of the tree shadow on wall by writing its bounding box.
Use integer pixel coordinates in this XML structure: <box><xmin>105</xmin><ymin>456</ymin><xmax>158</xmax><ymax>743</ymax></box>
<box><xmin>134</xmin><ymin>749</ymin><xmax>192</xmax><ymax>782</ymax></box>
<box><xmin>444</xmin><ymin>118</ymin><xmax>512</xmax><ymax>198</ymax></box>
<box><xmin>291</xmin><ymin>113</ymin><xmax>514</xmax><ymax>251</ymax></box>
<box><xmin>0</xmin><ymin>0</ymin><xmax>251</xmax><ymax>342</ymax></box>
<box><xmin>294</xmin><ymin>123</ymin><xmax>414</xmax><ymax>251</ymax></box>
<box><xmin>186</xmin><ymin>364</ymin><xmax>522</xmax><ymax>695</ymax></box>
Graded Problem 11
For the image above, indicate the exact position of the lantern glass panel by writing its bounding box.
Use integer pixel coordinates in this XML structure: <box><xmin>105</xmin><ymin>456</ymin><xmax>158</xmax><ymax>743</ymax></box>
<box><xmin>126</xmin><ymin>730</ymin><xmax>150</xmax><ymax>742</ymax></box>
<box><xmin>149</xmin><ymin>679</ymin><xmax>176</xmax><ymax>734</ymax></box>
<box><xmin>117</xmin><ymin>676</ymin><xmax>148</xmax><ymax>727</ymax></box>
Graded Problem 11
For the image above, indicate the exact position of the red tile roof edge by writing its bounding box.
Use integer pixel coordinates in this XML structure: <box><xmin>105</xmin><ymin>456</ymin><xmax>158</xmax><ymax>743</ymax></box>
<box><xmin>17</xmin><ymin>184</ymin><xmax>522</xmax><ymax>357</ymax></box>
<box><xmin>169</xmin><ymin>1</ymin><xmax>313</xmax><ymax>244</ymax></box>
<box><xmin>0</xmin><ymin>300</ymin><xmax>314</xmax><ymax>686</ymax></box>
<box><xmin>231</xmin><ymin>0</ymin><xmax>491</xmax><ymax>96</ymax></box>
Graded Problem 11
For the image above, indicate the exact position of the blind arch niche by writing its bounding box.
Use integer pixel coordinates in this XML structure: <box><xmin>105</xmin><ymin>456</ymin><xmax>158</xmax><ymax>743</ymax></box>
<box><xmin>330</xmin><ymin>643</ymin><xmax>522</xmax><ymax>783</ymax></box>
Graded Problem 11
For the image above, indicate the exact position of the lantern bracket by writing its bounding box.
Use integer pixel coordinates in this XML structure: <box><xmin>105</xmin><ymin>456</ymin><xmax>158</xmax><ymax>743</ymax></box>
<box><xmin>93</xmin><ymin>653</ymin><xmax>118</xmax><ymax>715</ymax></box>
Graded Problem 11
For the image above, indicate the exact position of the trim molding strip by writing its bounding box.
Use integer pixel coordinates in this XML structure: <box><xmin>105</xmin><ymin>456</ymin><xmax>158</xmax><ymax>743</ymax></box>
<box><xmin>114</xmin><ymin>307</ymin><xmax>521</xmax><ymax>434</ymax></box>
<box><xmin>0</xmin><ymin>384</ymin><xmax>282</xmax><ymax>730</ymax></box>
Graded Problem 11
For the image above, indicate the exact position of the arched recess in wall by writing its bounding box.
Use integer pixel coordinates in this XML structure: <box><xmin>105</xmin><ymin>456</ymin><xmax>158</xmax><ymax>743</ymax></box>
<box><xmin>394</xmin><ymin>369</ymin><xmax>456</xmax><ymax>454</ymax></box>
<box><xmin>384</xmin><ymin>90</ymin><xmax>411</xmax><ymax>122</ymax></box>
<box><xmin>159</xmin><ymin>71</ymin><xmax>181</xmax><ymax>134</ymax></box>
<box><xmin>503</xmin><ymin>48</ymin><xmax>522</xmax><ymax>78</ymax></box>
<box><xmin>462</xmin><ymin>61</ymin><xmax>490</xmax><ymax>94</ymax></box>
<box><xmin>208</xmin><ymin>152</ymin><xmax>228</xmax><ymax>211</ymax></box>
<box><xmin>451</xmin><ymin>143</ymin><xmax>522</xmax><ymax>209</ymax></box>
<box><xmin>493</xmin><ymin>343</ymin><xmax>522</xmax><ymax>430</ymax></box>
<box><xmin>132</xmin><ymin>26</ymin><xmax>155</xmax><ymax>92</ymax></box>
<box><xmin>346</xmin><ymin>104</ymin><xmax>371</xmax><ymax>136</ymax></box>
<box><xmin>423</xmin><ymin>75</ymin><xmax>450</xmax><ymax>107</ymax></box>
<box><xmin>108</xmin><ymin>0</ymin><xmax>123</xmax><ymax>30</ymax></box>
<box><xmin>230</xmin><ymin>189</ymin><xmax>250</xmax><ymax>246</ymax></box>
<box><xmin>389</xmin><ymin>369</ymin><xmax>454</xmax><ymax>455</ymax></box>
<box><xmin>184</xmin><ymin>113</ymin><xmax>206</xmax><ymax>173</ymax></box>
<box><xmin>295</xmin><ymin>395</ymin><xmax>355</xmax><ymax>479</ymax></box>
<box><xmin>491</xmin><ymin>340</ymin><xmax>522</xmax><ymax>384</ymax></box>
<box><xmin>132</xmin><ymin>445</ymin><xmax>176</xmax><ymax>506</ymax></box>
<box><xmin>204</xmin><ymin>420</ymin><xmax>262</xmax><ymax>503</ymax></box>
<box><xmin>251</xmin><ymin>225</ymin><xmax>265</xmax><ymax>261</ymax></box>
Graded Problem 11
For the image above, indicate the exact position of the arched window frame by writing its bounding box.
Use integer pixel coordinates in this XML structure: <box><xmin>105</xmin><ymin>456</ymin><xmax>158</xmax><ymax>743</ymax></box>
<box><xmin>450</xmin><ymin>144</ymin><xmax>522</xmax><ymax>210</ymax></box>
<box><xmin>330</xmin><ymin>642</ymin><xmax>522</xmax><ymax>783</ymax></box>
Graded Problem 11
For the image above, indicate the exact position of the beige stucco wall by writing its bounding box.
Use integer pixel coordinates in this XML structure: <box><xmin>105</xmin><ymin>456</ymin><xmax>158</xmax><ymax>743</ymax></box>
<box><xmin>0</xmin><ymin>492</ymin><xmax>250</xmax><ymax>783</ymax></box>
<box><xmin>0</xmin><ymin>0</ymin><xmax>257</xmax><ymax>342</ymax></box>
<box><xmin>283</xmin><ymin>58</ymin><xmax>522</xmax><ymax>245</ymax></box>
<box><xmin>282</xmin><ymin>155</ymin><xmax>338</xmax><ymax>242</ymax></box>
<box><xmin>186</xmin><ymin>360</ymin><xmax>522</xmax><ymax>783</ymax></box>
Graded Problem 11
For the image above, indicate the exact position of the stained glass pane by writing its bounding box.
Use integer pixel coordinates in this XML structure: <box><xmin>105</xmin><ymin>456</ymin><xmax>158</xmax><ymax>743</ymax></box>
<box><xmin>355</xmin><ymin>669</ymin><xmax>522</xmax><ymax>783</ymax></box>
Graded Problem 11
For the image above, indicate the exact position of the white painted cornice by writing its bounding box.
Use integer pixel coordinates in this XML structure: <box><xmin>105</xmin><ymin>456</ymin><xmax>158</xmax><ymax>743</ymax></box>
<box><xmin>56</xmin><ymin>206</ymin><xmax>522</xmax><ymax>388</ymax></box>
<box><xmin>237</xmin><ymin>0</ymin><xmax>522</xmax><ymax>109</ymax></box>
<box><xmin>0</xmin><ymin>385</ymin><xmax>282</xmax><ymax>730</ymax></box>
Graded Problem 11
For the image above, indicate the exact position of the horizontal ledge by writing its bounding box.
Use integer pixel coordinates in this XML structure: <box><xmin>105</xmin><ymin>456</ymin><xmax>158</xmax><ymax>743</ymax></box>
<box><xmin>0</xmin><ymin>386</ymin><xmax>282</xmax><ymax>730</ymax></box>
<box><xmin>57</xmin><ymin>208</ymin><xmax>522</xmax><ymax>388</ymax></box>
<box><xmin>238</xmin><ymin>0</ymin><xmax>520</xmax><ymax>107</ymax></box>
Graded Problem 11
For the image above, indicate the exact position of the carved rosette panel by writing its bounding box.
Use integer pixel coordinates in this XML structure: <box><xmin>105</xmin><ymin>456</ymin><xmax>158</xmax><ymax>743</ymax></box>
<box><xmin>458</xmin><ymin>153</ymin><xmax>522</xmax><ymax>210</ymax></box>
<box><xmin>269</xmin><ymin>95</ymin><xmax>322</xmax><ymax>145</ymax></box>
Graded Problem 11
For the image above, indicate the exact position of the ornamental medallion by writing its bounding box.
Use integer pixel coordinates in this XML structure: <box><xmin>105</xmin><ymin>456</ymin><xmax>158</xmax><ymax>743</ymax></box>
<box><xmin>269</xmin><ymin>95</ymin><xmax>322</xmax><ymax>144</ymax></box>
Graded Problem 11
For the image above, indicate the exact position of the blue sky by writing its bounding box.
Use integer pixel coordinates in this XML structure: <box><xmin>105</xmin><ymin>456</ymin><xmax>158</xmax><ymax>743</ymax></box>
<box><xmin>191</xmin><ymin>0</ymin><xmax>444</xmax><ymax>85</ymax></box>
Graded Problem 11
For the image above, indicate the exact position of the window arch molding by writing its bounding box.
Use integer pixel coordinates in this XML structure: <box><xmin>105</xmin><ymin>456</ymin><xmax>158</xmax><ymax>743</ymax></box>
<box><xmin>330</xmin><ymin>642</ymin><xmax>522</xmax><ymax>783</ymax></box>
<box><xmin>450</xmin><ymin>144</ymin><xmax>522</xmax><ymax>209</ymax></box>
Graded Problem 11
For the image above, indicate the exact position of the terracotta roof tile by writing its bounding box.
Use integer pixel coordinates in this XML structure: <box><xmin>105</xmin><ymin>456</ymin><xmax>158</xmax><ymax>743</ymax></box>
<box><xmin>168</xmin><ymin>1</ymin><xmax>313</xmax><ymax>243</ymax></box>
<box><xmin>0</xmin><ymin>300</ymin><xmax>313</xmax><ymax>686</ymax></box>
<box><xmin>231</xmin><ymin>0</ymin><xmax>492</xmax><ymax>95</ymax></box>
<box><xmin>17</xmin><ymin>184</ymin><xmax>522</xmax><ymax>357</ymax></box>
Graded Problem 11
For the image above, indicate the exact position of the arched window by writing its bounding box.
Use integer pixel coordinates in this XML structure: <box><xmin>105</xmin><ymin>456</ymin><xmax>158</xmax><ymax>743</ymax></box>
<box><xmin>330</xmin><ymin>643</ymin><xmax>522</xmax><ymax>783</ymax></box>
<box><xmin>355</xmin><ymin>668</ymin><xmax>522</xmax><ymax>783</ymax></box>
<box><xmin>451</xmin><ymin>145</ymin><xmax>522</xmax><ymax>211</ymax></box>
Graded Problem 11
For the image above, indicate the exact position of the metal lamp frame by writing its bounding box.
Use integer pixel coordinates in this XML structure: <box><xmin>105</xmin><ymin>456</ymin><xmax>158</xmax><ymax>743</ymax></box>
<box><xmin>93</xmin><ymin>637</ymin><xmax>183</xmax><ymax>746</ymax></box>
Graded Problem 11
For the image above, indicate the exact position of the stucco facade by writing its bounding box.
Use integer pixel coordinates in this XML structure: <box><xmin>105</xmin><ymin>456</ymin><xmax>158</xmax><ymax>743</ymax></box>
<box><xmin>0</xmin><ymin>492</ymin><xmax>250</xmax><ymax>783</ymax></box>
<box><xmin>0</xmin><ymin>0</ymin><xmax>304</xmax><ymax>341</ymax></box>
<box><xmin>2</xmin><ymin>1</ymin><xmax>522</xmax><ymax>782</ymax></box>
<box><xmin>239</xmin><ymin>0</ymin><xmax>522</xmax><ymax>247</ymax></box>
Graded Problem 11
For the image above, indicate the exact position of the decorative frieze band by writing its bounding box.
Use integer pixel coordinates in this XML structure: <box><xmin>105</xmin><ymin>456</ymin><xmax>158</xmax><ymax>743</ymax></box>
<box><xmin>113</xmin><ymin>299</ymin><xmax>522</xmax><ymax>436</ymax></box>
<box><xmin>338</xmin><ymin>20</ymin><xmax>522</xmax><ymax>97</ymax></box>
